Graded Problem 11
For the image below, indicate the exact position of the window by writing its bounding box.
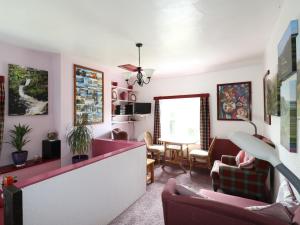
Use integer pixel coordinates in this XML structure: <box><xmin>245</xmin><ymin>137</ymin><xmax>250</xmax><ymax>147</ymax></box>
<box><xmin>160</xmin><ymin>97</ymin><xmax>200</xmax><ymax>141</ymax></box>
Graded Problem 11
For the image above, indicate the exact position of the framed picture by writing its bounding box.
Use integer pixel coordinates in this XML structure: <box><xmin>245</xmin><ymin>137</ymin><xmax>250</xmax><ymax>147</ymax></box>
<box><xmin>74</xmin><ymin>64</ymin><xmax>104</xmax><ymax>125</ymax></box>
<box><xmin>217</xmin><ymin>81</ymin><xmax>251</xmax><ymax>121</ymax></box>
<box><xmin>8</xmin><ymin>64</ymin><xmax>48</xmax><ymax>116</ymax></box>
<box><xmin>266</xmin><ymin>72</ymin><xmax>281</xmax><ymax>116</ymax></box>
<box><xmin>278</xmin><ymin>20</ymin><xmax>298</xmax><ymax>81</ymax></box>
<box><xmin>263</xmin><ymin>70</ymin><xmax>271</xmax><ymax>125</ymax></box>
<box><xmin>280</xmin><ymin>73</ymin><xmax>297</xmax><ymax>153</ymax></box>
<box><xmin>278</xmin><ymin>20</ymin><xmax>298</xmax><ymax>152</ymax></box>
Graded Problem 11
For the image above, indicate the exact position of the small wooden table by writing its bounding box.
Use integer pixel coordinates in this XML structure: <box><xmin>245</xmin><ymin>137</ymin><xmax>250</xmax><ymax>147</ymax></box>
<box><xmin>159</xmin><ymin>138</ymin><xmax>197</xmax><ymax>173</ymax></box>
<box><xmin>146</xmin><ymin>158</ymin><xmax>155</xmax><ymax>184</ymax></box>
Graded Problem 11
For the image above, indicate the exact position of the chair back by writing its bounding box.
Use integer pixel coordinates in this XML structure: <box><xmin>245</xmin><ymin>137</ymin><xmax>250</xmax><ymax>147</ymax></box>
<box><xmin>144</xmin><ymin>131</ymin><xmax>153</xmax><ymax>148</ymax></box>
<box><xmin>112</xmin><ymin>128</ymin><xmax>128</xmax><ymax>140</ymax></box>
<box><xmin>254</xmin><ymin>158</ymin><xmax>271</xmax><ymax>176</ymax></box>
<box><xmin>207</xmin><ymin>137</ymin><xmax>217</xmax><ymax>169</ymax></box>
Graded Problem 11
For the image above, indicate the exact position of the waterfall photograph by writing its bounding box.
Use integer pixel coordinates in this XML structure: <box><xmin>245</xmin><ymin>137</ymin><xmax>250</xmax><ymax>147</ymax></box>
<box><xmin>8</xmin><ymin>64</ymin><xmax>48</xmax><ymax>116</ymax></box>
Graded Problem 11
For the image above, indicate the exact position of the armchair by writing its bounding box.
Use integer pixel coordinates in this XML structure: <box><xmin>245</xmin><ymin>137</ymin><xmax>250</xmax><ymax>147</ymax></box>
<box><xmin>211</xmin><ymin>153</ymin><xmax>271</xmax><ymax>201</ymax></box>
<box><xmin>112</xmin><ymin>128</ymin><xmax>128</xmax><ymax>140</ymax></box>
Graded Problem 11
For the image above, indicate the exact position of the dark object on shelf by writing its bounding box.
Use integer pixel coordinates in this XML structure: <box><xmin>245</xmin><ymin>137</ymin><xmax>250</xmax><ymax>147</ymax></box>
<box><xmin>125</xmin><ymin>104</ymin><xmax>133</xmax><ymax>115</ymax></box>
<box><xmin>115</xmin><ymin>105</ymin><xmax>121</xmax><ymax>115</ymax></box>
<box><xmin>112</xmin><ymin>128</ymin><xmax>128</xmax><ymax>140</ymax></box>
<box><xmin>72</xmin><ymin>155</ymin><xmax>89</xmax><ymax>164</ymax></box>
<box><xmin>3</xmin><ymin>184</ymin><xmax>23</xmax><ymax>225</ymax></box>
<box><xmin>42</xmin><ymin>140</ymin><xmax>61</xmax><ymax>159</ymax></box>
<box><xmin>134</xmin><ymin>102</ymin><xmax>151</xmax><ymax>114</ymax></box>
<box><xmin>12</xmin><ymin>151</ymin><xmax>28</xmax><ymax>167</ymax></box>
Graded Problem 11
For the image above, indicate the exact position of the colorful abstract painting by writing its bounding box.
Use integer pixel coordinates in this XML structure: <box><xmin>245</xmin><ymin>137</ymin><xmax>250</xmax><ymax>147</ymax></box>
<box><xmin>8</xmin><ymin>64</ymin><xmax>48</xmax><ymax>116</ymax></box>
<box><xmin>280</xmin><ymin>73</ymin><xmax>297</xmax><ymax>152</ymax></box>
<box><xmin>217</xmin><ymin>82</ymin><xmax>251</xmax><ymax>121</ymax></box>
<box><xmin>74</xmin><ymin>65</ymin><xmax>104</xmax><ymax>125</ymax></box>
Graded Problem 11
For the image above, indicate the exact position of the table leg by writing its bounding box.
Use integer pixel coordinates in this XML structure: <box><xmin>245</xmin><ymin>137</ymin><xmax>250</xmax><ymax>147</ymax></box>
<box><xmin>150</xmin><ymin>162</ymin><xmax>154</xmax><ymax>183</ymax></box>
<box><xmin>161</xmin><ymin>142</ymin><xmax>167</xmax><ymax>169</ymax></box>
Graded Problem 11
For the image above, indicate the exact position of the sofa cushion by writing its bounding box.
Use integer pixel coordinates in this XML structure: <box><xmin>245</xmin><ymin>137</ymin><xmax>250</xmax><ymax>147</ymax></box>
<box><xmin>276</xmin><ymin>180</ymin><xmax>299</xmax><ymax>215</ymax></box>
<box><xmin>199</xmin><ymin>189</ymin><xmax>267</xmax><ymax>208</ymax></box>
<box><xmin>176</xmin><ymin>184</ymin><xmax>204</xmax><ymax>198</ymax></box>
<box><xmin>246</xmin><ymin>203</ymin><xmax>293</xmax><ymax>224</ymax></box>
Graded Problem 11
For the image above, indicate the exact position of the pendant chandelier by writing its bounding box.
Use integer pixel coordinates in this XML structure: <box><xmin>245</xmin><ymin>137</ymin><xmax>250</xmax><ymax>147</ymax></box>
<box><xmin>119</xmin><ymin>43</ymin><xmax>154</xmax><ymax>87</ymax></box>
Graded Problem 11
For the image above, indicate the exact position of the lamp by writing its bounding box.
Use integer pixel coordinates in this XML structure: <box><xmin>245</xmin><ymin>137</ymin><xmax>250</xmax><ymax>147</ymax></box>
<box><xmin>230</xmin><ymin>131</ymin><xmax>300</xmax><ymax>194</ymax></box>
<box><xmin>125</xmin><ymin>43</ymin><xmax>154</xmax><ymax>87</ymax></box>
<box><xmin>237</xmin><ymin>115</ymin><xmax>257</xmax><ymax>135</ymax></box>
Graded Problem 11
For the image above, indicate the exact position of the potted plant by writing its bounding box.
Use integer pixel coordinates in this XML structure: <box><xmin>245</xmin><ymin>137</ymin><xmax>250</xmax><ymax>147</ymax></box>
<box><xmin>67</xmin><ymin>115</ymin><xmax>92</xmax><ymax>164</ymax></box>
<box><xmin>8</xmin><ymin>123</ymin><xmax>32</xmax><ymax>167</ymax></box>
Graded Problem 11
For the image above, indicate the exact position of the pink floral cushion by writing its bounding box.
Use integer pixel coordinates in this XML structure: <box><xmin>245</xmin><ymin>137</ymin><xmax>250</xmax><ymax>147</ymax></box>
<box><xmin>235</xmin><ymin>150</ymin><xmax>245</xmax><ymax>165</ymax></box>
<box><xmin>235</xmin><ymin>150</ymin><xmax>255</xmax><ymax>169</ymax></box>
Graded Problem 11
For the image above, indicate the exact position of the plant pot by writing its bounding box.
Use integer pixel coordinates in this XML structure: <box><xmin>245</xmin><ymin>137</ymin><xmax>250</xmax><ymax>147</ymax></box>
<box><xmin>12</xmin><ymin>151</ymin><xmax>28</xmax><ymax>167</ymax></box>
<box><xmin>72</xmin><ymin>155</ymin><xmax>89</xmax><ymax>164</ymax></box>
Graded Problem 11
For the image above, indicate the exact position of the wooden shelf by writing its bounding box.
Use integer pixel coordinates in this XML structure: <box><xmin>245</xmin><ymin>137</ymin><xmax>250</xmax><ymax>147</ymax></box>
<box><xmin>111</xmin><ymin>85</ymin><xmax>136</xmax><ymax>92</ymax></box>
<box><xmin>112</xmin><ymin>114</ymin><xmax>133</xmax><ymax>117</ymax></box>
<box><xmin>112</xmin><ymin>121</ymin><xmax>136</xmax><ymax>124</ymax></box>
<box><xmin>112</xmin><ymin>99</ymin><xmax>135</xmax><ymax>103</ymax></box>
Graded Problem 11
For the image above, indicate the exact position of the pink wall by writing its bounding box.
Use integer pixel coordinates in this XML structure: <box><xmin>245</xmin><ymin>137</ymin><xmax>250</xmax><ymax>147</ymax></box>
<box><xmin>55</xmin><ymin>54</ymin><xmax>132</xmax><ymax>165</ymax></box>
<box><xmin>0</xmin><ymin>42</ymin><xmax>61</xmax><ymax>166</ymax></box>
<box><xmin>0</xmin><ymin>42</ymin><xmax>134</xmax><ymax>166</ymax></box>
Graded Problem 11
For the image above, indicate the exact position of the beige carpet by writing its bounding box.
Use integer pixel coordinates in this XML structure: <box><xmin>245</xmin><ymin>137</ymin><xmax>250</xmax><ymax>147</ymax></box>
<box><xmin>109</xmin><ymin>165</ymin><xmax>213</xmax><ymax>225</ymax></box>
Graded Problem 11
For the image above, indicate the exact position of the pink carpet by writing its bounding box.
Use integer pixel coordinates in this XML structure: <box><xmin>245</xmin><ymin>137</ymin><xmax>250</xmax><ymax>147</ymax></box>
<box><xmin>109</xmin><ymin>165</ymin><xmax>212</xmax><ymax>225</ymax></box>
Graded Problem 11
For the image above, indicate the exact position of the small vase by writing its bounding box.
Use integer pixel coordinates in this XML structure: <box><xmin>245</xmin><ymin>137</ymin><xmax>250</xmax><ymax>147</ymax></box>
<box><xmin>119</xmin><ymin>91</ymin><xmax>127</xmax><ymax>100</ymax></box>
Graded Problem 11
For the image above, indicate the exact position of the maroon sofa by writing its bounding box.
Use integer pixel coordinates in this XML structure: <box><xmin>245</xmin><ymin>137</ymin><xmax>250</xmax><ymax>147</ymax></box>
<box><xmin>162</xmin><ymin>178</ymin><xmax>300</xmax><ymax>225</ymax></box>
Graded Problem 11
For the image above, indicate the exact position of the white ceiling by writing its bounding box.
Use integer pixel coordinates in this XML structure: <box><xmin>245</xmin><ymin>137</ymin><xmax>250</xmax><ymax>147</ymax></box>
<box><xmin>0</xmin><ymin>0</ymin><xmax>283</xmax><ymax>77</ymax></box>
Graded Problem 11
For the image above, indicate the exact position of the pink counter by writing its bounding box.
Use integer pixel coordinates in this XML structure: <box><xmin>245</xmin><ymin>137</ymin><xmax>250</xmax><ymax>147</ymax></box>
<box><xmin>16</xmin><ymin>139</ymin><xmax>145</xmax><ymax>189</ymax></box>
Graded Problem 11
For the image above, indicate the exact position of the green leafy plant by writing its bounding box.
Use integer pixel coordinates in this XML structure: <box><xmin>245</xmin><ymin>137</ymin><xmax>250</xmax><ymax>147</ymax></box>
<box><xmin>8</xmin><ymin>124</ymin><xmax>32</xmax><ymax>151</ymax></box>
<box><xmin>67</xmin><ymin>115</ymin><xmax>92</xmax><ymax>156</ymax></box>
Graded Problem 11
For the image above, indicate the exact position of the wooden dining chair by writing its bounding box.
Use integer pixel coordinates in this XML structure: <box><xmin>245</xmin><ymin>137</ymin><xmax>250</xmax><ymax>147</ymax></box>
<box><xmin>189</xmin><ymin>137</ymin><xmax>217</xmax><ymax>174</ymax></box>
<box><xmin>144</xmin><ymin>131</ymin><xmax>164</xmax><ymax>163</ymax></box>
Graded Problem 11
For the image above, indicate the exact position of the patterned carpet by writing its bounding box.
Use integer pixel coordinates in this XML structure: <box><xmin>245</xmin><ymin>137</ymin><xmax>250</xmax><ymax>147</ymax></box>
<box><xmin>109</xmin><ymin>165</ymin><xmax>213</xmax><ymax>225</ymax></box>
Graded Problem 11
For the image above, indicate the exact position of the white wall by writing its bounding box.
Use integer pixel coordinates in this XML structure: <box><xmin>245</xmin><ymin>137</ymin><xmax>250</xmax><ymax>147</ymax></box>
<box><xmin>22</xmin><ymin>145</ymin><xmax>146</xmax><ymax>225</ymax></box>
<box><xmin>134</xmin><ymin>63</ymin><xmax>264</xmax><ymax>141</ymax></box>
<box><xmin>264</xmin><ymin>0</ymin><xmax>300</xmax><ymax>197</ymax></box>
<box><xmin>0</xmin><ymin>42</ymin><xmax>61</xmax><ymax>166</ymax></box>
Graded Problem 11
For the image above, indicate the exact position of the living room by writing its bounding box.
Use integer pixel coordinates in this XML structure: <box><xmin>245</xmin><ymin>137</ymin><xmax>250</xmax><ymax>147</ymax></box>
<box><xmin>0</xmin><ymin>0</ymin><xmax>300</xmax><ymax>225</ymax></box>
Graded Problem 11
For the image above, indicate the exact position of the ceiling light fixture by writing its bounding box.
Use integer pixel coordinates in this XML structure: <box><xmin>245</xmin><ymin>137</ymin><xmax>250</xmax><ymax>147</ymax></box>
<box><xmin>119</xmin><ymin>43</ymin><xmax>154</xmax><ymax>87</ymax></box>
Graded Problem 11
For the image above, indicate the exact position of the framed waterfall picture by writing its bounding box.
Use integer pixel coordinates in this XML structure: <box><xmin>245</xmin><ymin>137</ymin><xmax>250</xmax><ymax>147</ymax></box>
<box><xmin>74</xmin><ymin>64</ymin><xmax>104</xmax><ymax>125</ymax></box>
<box><xmin>217</xmin><ymin>81</ymin><xmax>252</xmax><ymax>121</ymax></box>
<box><xmin>8</xmin><ymin>64</ymin><xmax>48</xmax><ymax>116</ymax></box>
